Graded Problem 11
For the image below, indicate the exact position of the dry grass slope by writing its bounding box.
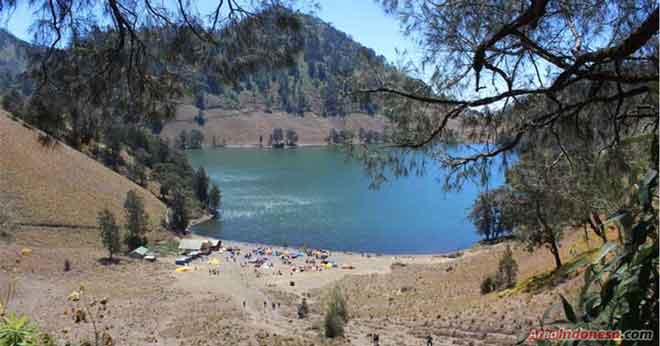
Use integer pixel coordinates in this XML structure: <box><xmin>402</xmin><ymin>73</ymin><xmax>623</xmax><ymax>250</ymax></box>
<box><xmin>0</xmin><ymin>110</ymin><xmax>167</xmax><ymax>233</ymax></box>
<box><xmin>161</xmin><ymin>106</ymin><xmax>388</xmax><ymax>146</ymax></box>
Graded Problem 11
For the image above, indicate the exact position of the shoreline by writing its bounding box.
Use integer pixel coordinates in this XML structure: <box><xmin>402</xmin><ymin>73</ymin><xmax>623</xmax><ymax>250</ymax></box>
<box><xmin>183</xmin><ymin>229</ymin><xmax>480</xmax><ymax>261</ymax></box>
<box><xmin>186</xmin><ymin>214</ymin><xmax>479</xmax><ymax>258</ymax></box>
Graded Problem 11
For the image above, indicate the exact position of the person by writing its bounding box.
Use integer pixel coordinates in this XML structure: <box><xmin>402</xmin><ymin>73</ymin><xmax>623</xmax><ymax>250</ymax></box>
<box><xmin>264</xmin><ymin>301</ymin><xmax>267</xmax><ymax>309</ymax></box>
<box><xmin>242</xmin><ymin>301</ymin><xmax>246</xmax><ymax>309</ymax></box>
<box><xmin>373</xmin><ymin>333</ymin><xmax>379</xmax><ymax>346</ymax></box>
<box><xmin>272</xmin><ymin>302</ymin><xmax>276</xmax><ymax>310</ymax></box>
<box><xmin>426</xmin><ymin>335</ymin><xmax>433</xmax><ymax>346</ymax></box>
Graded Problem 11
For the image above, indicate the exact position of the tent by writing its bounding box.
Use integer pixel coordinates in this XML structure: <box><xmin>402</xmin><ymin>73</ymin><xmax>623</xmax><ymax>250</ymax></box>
<box><xmin>129</xmin><ymin>246</ymin><xmax>150</xmax><ymax>259</ymax></box>
<box><xmin>179</xmin><ymin>239</ymin><xmax>210</xmax><ymax>254</ymax></box>
<box><xmin>207</xmin><ymin>258</ymin><xmax>221</xmax><ymax>266</ymax></box>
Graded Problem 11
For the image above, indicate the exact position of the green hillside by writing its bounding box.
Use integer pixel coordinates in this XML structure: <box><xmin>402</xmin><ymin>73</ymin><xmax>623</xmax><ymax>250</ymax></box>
<box><xmin>190</xmin><ymin>14</ymin><xmax>393</xmax><ymax>118</ymax></box>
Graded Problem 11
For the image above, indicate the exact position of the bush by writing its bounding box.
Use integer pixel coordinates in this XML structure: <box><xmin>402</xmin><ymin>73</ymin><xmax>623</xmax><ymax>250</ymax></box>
<box><xmin>0</xmin><ymin>312</ymin><xmax>39</xmax><ymax>346</ymax></box>
<box><xmin>324</xmin><ymin>311</ymin><xmax>344</xmax><ymax>338</ymax></box>
<box><xmin>480</xmin><ymin>275</ymin><xmax>497</xmax><ymax>294</ymax></box>
<box><xmin>324</xmin><ymin>286</ymin><xmax>348</xmax><ymax>338</ymax></box>
<box><xmin>495</xmin><ymin>245</ymin><xmax>518</xmax><ymax>289</ymax></box>
<box><xmin>480</xmin><ymin>245</ymin><xmax>519</xmax><ymax>294</ymax></box>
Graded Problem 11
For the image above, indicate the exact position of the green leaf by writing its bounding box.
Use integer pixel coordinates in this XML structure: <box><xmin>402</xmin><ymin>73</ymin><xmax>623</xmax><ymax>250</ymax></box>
<box><xmin>592</xmin><ymin>242</ymin><xmax>617</xmax><ymax>265</ymax></box>
<box><xmin>559</xmin><ymin>294</ymin><xmax>578</xmax><ymax>323</ymax></box>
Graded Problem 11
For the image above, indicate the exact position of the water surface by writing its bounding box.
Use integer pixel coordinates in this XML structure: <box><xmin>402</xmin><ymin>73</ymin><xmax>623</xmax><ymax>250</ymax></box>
<box><xmin>188</xmin><ymin>146</ymin><xmax>503</xmax><ymax>254</ymax></box>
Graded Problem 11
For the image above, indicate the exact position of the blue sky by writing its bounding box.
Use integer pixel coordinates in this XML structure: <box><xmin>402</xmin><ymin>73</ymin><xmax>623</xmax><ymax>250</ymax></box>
<box><xmin>1</xmin><ymin>0</ymin><xmax>419</xmax><ymax>68</ymax></box>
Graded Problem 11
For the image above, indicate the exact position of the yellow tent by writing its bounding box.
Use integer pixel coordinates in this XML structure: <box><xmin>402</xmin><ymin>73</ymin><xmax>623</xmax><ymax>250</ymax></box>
<box><xmin>20</xmin><ymin>248</ymin><xmax>32</xmax><ymax>256</ymax></box>
<box><xmin>324</xmin><ymin>263</ymin><xmax>333</xmax><ymax>269</ymax></box>
<box><xmin>175</xmin><ymin>267</ymin><xmax>192</xmax><ymax>273</ymax></box>
<box><xmin>207</xmin><ymin>258</ymin><xmax>221</xmax><ymax>266</ymax></box>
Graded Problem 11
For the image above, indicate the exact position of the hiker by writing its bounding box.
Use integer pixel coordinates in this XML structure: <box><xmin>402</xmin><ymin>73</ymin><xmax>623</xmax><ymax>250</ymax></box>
<box><xmin>373</xmin><ymin>333</ymin><xmax>379</xmax><ymax>346</ymax></box>
<box><xmin>242</xmin><ymin>301</ymin><xmax>246</xmax><ymax>309</ymax></box>
<box><xmin>264</xmin><ymin>301</ymin><xmax>267</xmax><ymax>309</ymax></box>
<box><xmin>426</xmin><ymin>335</ymin><xmax>433</xmax><ymax>346</ymax></box>
<box><xmin>272</xmin><ymin>302</ymin><xmax>276</xmax><ymax>310</ymax></box>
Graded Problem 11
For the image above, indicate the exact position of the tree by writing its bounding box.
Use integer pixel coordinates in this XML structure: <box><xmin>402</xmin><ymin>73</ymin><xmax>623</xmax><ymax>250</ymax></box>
<box><xmin>1</xmin><ymin>90</ymin><xmax>24</xmax><ymax>118</ymax></box>
<box><xmin>98</xmin><ymin>209</ymin><xmax>120</xmax><ymax>260</ymax></box>
<box><xmin>539</xmin><ymin>170</ymin><xmax>658</xmax><ymax>346</ymax></box>
<box><xmin>506</xmin><ymin>153</ymin><xmax>575</xmax><ymax>270</ymax></box>
<box><xmin>128</xmin><ymin>163</ymin><xmax>147</xmax><ymax>187</ymax></box>
<box><xmin>175</xmin><ymin>130</ymin><xmax>188</xmax><ymax>150</ymax></box>
<box><xmin>495</xmin><ymin>245</ymin><xmax>518</xmax><ymax>289</ymax></box>
<box><xmin>103</xmin><ymin>127</ymin><xmax>123</xmax><ymax>169</ymax></box>
<box><xmin>351</xmin><ymin>1</ymin><xmax>657</xmax><ymax>191</ymax></box>
<box><xmin>188</xmin><ymin>130</ymin><xmax>205</xmax><ymax>149</ymax></box>
<box><xmin>208</xmin><ymin>184</ymin><xmax>221</xmax><ymax>218</ymax></box>
<box><xmin>285</xmin><ymin>128</ymin><xmax>299</xmax><ymax>146</ymax></box>
<box><xmin>272</xmin><ymin>128</ymin><xmax>284</xmax><ymax>147</ymax></box>
<box><xmin>170</xmin><ymin>190</ymin><xmax>190</xmax><ymax>233</ymax></box>
<box><xmin>123</xmin><ymin>190</ymin><xmax>149</xmax><ymax>251</ymax></box>
<box><xmin>193</xmin><ymin>167</ymin><xmax>210</xmax><ymax>205</ymax></box>
<box><xmin>468</xmin><ymin>192</ymin><xmax>496</xmax><ymax>241</ymax></box>
<box><xmin>0</xmin><ymin>2</ymin><xmax>307</xmax><ymax>144</ymax></box>
<box><xmin>470</xmin><ymin>187</ymin><xmax>513</xmax><ymax>241</ymax></box>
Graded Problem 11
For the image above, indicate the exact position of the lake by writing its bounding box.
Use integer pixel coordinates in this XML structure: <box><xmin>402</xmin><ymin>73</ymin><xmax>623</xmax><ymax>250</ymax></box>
<box><xmin>187</xmin><ymin>146</ymin><xmax>504</xmax><ymax>254</ymax></box>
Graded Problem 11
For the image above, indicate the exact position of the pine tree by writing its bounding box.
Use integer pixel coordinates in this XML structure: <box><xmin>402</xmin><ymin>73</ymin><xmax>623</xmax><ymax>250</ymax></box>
<box><xmin>208</xmin><ymin>184</ymin><xmax>221</xmax><ymax>218</ymax></box>
<box><xmin>98</xmin><ymin>209</ymin><xmax>120</xmax><ymax>260</ymax></box>
<box><xmin>193</xmin><ymin>167</ymin><xmax>210</xmax><ymax>204</ymax></box>
<box><xmin>123</xmin><ymin>190</ymin><xmax>149</xmax><ymax>251</ymax></box>
<box><xmin>170</xmin><ymin>190</ymin><xmax>190</xmax><ymax>232</ymax></box>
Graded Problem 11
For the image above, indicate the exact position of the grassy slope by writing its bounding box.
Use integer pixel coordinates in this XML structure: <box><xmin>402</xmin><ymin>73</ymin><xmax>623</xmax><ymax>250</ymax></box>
<box><xmin>0</xmin><ymin>110</ymin><xmax>168</xmax><ymax>234</ymax></box>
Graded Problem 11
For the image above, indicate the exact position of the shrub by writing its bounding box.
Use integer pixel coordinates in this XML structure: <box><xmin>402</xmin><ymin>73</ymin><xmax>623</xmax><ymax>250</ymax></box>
<box><xmin>495</xmin><ymin>245</ymin><xmax>518</xmax><ymax>289</ymax></box>
<box><xmin>324</xmin><ymin>286</ymin><xmax>348</xmax><ymax>338</ymax></box>
<box><xmin>0</xmin><ymin>312</ymin><xmax>39</xmax><ymax>346</ymax></box>
<box><xmin>480</xmin><ymin>245</ymin><xmax>519</xmax><ymax>294</ymax></box>
<box><xmin>324</xmin><ymin>310</ymin><xmax>344</xmax><ymax>338</ymax></box>
<box><xmin>480</xmin><ymin>275</ymin><xmax>497</xmax><ymax>294</ymax></box>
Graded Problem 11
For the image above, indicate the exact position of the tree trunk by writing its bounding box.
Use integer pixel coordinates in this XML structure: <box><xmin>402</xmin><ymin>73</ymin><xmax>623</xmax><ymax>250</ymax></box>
<box><xmin>588</xmin><ymin>212</ymin><xmax>608</xmax><ymax>244</ymax></box>
<box><xmin>535</xmin><ymin>199</ymin><xmax>562</xmax><ymax>270</ymax></box>
<box><xmin>583</xmin><ymin>224</ymin><xmax>590</xmax><ymax>249</ymax></box>
<box><xmin>549</xmin><ymin>240</ymin><xmax>562</xmax><ymax>270</ymax></box>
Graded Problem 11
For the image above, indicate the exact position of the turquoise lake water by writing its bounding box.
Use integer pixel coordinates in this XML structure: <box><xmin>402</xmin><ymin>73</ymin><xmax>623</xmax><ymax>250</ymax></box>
<box><xmin>187</xmin><ymin>146</ymin><xmax>504</xmax><ymax>254</ymax></box>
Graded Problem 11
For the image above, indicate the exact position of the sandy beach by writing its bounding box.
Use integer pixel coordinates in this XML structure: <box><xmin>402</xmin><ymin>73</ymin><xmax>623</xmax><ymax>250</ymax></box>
<box><xmin>178</xmin><ymin>235</ymin><xmax>461</xmax><ymax>297</ymax></box>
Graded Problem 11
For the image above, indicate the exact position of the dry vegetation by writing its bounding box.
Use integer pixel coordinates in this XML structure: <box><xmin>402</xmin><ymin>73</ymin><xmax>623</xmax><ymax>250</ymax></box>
<box><xmin>0</xmin><ymin>111</ymin><xmax>167</xmax><ymax>233</ymax></box>
<box><xmin>161</xmin><ymin>106</ymin><xmax>389</xmax><ymax>146</ymax></box>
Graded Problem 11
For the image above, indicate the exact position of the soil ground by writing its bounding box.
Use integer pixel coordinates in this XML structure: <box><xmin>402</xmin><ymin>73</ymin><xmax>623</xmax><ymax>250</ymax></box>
<box><xmin>0</xmin><ymin>226</ymin><xmax>602</xmax><ymax>346</ymax></box>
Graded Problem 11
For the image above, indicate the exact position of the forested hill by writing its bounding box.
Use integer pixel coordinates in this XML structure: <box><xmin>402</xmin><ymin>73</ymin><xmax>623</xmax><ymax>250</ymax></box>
<box><xmin>190</xmin><ymin>14</ymin><xmax>393</xmax><ymax>117</ymax></box>
<box><xmin>0</xmin><ymin>14</ymin><xmax>403</xmax><ymax>123</ymax></box>
<box><xmin>0</xmin><ymin>29</ymin><xmax>33</xmax><ymax>93</ymax></box>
